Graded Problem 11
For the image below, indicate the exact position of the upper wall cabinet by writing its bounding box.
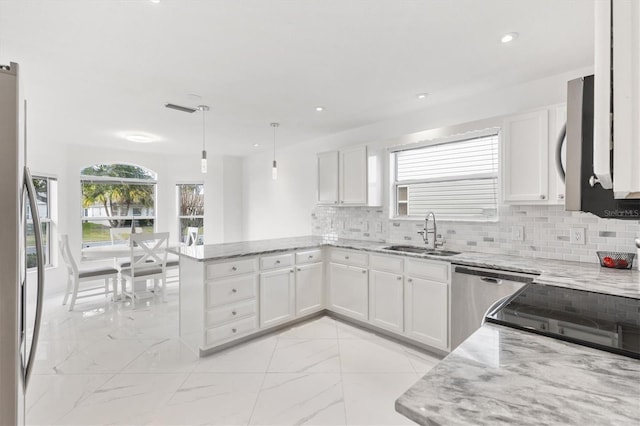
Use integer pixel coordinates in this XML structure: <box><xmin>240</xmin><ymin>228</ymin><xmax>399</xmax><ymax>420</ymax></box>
<box><xmin>502</xmin><ymin>104</ymin><xmax>567</xmax><ymax>205</ymax></box>
<box><xmin>502</xmin><ymin>110</ymin><xmax>549</xmax><ymax>204</ymax></box>
<box><xmin>317</xmin><ymin>145</ymin><xmax>382</xmax><ymax>206</ymax></box>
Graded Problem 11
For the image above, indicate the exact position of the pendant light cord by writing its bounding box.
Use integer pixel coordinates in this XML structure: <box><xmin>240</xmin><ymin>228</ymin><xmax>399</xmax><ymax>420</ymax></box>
<box><xmin>202</xmin><ymin>108</ymin><xmax>206</xmax><ymax>152</ymax></box>
<box><xmin>271</xmin><ymin>122</ymin><xmax>279</xmax><ymax>162</ymax></box>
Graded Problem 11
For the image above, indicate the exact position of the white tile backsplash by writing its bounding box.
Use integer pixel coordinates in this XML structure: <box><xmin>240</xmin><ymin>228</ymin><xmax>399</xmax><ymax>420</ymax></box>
<box><xmin>311</xmin><ymin>204</ymin><xmax>640</xmax><ymax>264</ymax></box>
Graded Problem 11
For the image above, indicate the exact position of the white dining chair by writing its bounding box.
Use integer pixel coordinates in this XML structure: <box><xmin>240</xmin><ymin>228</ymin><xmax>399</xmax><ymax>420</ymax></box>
<box><xmin>120</xmin><ymin>232</ymin><xmax>169</xmax><ymax>307</ymax></box>
<box><xmin>186</xmin><ymin>226</ymin><xmax>199</xmax><ymax>246</ymax></box>
<box><xmin>59</xmin><ymin>234</ymin><xmax>119</xmax><ymax>311</ymax></box>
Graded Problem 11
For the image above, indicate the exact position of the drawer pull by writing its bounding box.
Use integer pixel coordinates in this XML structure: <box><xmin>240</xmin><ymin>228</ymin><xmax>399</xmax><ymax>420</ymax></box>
<box><xmin>290</xmin><ymin>269</ymin><xmax>294</xmax><ymax>273</ymax></box>
<box><xmin>232</xmin><ymin>288</ymin><xmax>237</xmax><ymax>293</ymax></box>
<box><xmin>275</xmin><ymin>260</ymin><xmax>280</xmax><ymax>264</ymax></box>
<box><xmin>408</xmin><ymin>278</ymin><xmax>413</xmax><ymax>282</ymax></box>
<box><xmin>297</xmin><ymin>268</ymin><xmax>301</xmax><ymax>272</ymax></box>
<box><xmin>308</xmin><ymin>255</ymin><xmax>313</xmax><ymax>259</ymax></box>
<box><xmin>397</xmin><ymin>276</ymin><xmax>402</xmax><ymax>281</ymax></box>
<box><xmin>361</xmin><ymin>270</ymin><xmax>366</xmax><ymax>274</ymax></box>
<box><xmin>232</xmin><ymin>328</ymin><xmax>237</xmax><ymax>333</ymax></box>
<box><xmin>345</xmin><ymin>256</ymin><xmax>350</xmax><ymax>260</ymax></box>
<box><xmin>231</xmin><ymin>266</ymin><xmax>237</xmax><ymax>271</ymax></box>
<box><xmin>231</xmin><ymin>311</ymin><xmax>237</xmax><ymax>316</ymax></box>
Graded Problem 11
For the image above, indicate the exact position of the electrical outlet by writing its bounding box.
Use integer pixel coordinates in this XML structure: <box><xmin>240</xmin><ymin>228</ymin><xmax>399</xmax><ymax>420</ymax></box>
<box><xmin>571</xmin><ymin>227</ymin><xmax>586</xmax><ymax>245</ymax></box>
<box><xmin>512</xmin><ymin>225</ymin><xmax>524</xmax><ymax>241</ymax></box>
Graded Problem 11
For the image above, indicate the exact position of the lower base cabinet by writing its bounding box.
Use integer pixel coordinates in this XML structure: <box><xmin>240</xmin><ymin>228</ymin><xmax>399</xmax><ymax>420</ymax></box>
<box><xmin>328</xmin><ymin>262</ymin><xmax>368</xmax><ymax>321</ymax></box>
<box><xmin>404</xmin><ymin>276</ymin><xmax>448</xmax><ymax>350</ymax></box>
<box><xmin>369</xmin><ymin>269</ymin><xmax>404</xmax><ymax>333</ymax></box>
<box><xmin>259</xmin><ymin>268</ymin><xmax>295</xmax><ymax>328</ymax></box>
<box><xmin>295</xmin><ymin>262</ymin><xmax>324</xmax><ymax>316</ymax></box>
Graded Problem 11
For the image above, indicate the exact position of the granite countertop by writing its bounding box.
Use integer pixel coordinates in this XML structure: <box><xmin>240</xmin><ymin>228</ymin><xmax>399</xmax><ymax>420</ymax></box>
<box><xmin>395</xmin><ymin>324</ymin><xmax>640</xmax><ymax>425</ymax></box>
<box><xmin>170</xmin><ymin>235</ymin><xmax>640</xmax><ymax>299</ymax></box>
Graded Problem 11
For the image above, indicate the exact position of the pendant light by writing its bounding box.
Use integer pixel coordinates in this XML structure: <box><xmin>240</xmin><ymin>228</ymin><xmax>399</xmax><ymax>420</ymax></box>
<box><xmin>198</xmin><ymin>105</ymin><xmax>210</xmax><ymax>173</ymax></box>
<box><xmin>271</xmin><ymin>122</ymin><xmax>280</xmax><ymax>180</ymax></box>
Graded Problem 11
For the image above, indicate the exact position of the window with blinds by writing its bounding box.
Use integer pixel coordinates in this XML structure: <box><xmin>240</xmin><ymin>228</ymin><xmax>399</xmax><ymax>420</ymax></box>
<box><xmin>393</xmin><ymin>133</ymin><xmax>499</xmax><ymax>220</ymax></box>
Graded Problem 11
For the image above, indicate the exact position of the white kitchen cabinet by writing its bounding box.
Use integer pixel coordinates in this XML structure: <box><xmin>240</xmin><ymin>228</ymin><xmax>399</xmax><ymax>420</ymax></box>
<box><xmin>328</xmin><ymin>262</ymin><xmax>368</xmax><ymax>321</ymax></box>
<box><xmin>369</xmin><ymin>269</ymin><xmax>404</xmax><ymax>333</ymax></box>
<box><xmin>317</xmin><ymin>151</ymin><xmax>339</xmax><ymax>204</ymax></box>
<box><xmin>404</xmin><ymin>276</ymin><xmax>448</xmax><ymax>350</ymax></box>
<box><xmin>316</xmin><ymin>145</ymin><xmax>382</xmax><ymax>206</ymax></box>
<box><xmin>259</xmin><ymin>268</ymin><xmax>295</xmax><ymax>328</ymax></box>
<box><xmin>549</xmin><ymin>103</ymin><xmax>567</xmax><ymax>204</ymax></box>
<box><xmin>295</xmin><ymin>262</ymin><xmax>323</xmax><ymax>316</ymax></box>
<box><xmin>340</xmin><ymin>145</ymin><xmax>368</xmax><ymax>205</ymax></box>
<box><xmin>502</xmin><ymin>109</ymin><xmax>550</xmax><ymax>203</ymax></box>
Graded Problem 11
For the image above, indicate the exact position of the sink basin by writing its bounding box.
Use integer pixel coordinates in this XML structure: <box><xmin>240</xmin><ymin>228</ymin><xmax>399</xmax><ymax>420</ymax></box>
<box><xmin>382</xmin><ymin>245</ymin><xmax>460</xmax><ymax>256</ymax></box>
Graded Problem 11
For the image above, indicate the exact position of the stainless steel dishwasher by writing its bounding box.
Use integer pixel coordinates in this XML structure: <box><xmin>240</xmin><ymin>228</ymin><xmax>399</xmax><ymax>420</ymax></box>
<box><xmin>451</xmin><ymin>265</ymin><xmax>537</xmax><ymax>350</ymax></box>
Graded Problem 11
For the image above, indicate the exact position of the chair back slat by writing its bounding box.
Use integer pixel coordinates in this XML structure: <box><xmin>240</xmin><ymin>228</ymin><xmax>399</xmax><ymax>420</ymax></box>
<box><xmin>58</xmin><ymin>234</ymin><xmax>79</xmax><ymax>277</ymax></box>
<box><xmin>128</xmin><ymin>232</ymin><xmax>170</xmax><ymax>275</ymax></box>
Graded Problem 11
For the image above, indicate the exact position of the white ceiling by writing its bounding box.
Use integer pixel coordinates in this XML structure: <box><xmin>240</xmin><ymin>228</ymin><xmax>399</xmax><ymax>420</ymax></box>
<box><xmin>0</xmin><ymin>0</ymin><xmax>594</xmax><ymax>156</ymax></box>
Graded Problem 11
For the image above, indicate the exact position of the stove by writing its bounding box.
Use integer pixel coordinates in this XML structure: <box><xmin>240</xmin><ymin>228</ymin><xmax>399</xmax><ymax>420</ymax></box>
<box><xmin>486</xmin><ymin>283</ymin><xmax>640</xmax><ymax>359</ymax></box>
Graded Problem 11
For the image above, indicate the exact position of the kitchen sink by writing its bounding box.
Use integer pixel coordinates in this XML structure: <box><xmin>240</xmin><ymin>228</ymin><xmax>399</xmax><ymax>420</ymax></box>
<box><xmin>382</xmin><ymin>245</ymin><xmax>460</xmax><ymax>256</ymax></box>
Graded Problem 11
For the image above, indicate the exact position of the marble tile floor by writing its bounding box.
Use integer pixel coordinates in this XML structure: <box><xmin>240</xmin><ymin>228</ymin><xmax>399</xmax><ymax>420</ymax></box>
<box><xmin>27</xmin><ymin>285</ymin><xmax>441</xmax><ymax>425</ymax></box>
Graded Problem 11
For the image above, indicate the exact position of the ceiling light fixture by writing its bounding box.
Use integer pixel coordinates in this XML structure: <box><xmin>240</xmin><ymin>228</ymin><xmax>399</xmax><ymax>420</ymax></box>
<box><xmin>149</xmin><ymin>0</ymin><xmax>160</xmax><ymax>4</ymax></box>
<box><xmin>271</xmin><ymin>122</ymin><xmax>280</xmax><ymax>180</ymax></box>
<box><xmin>124</xmin><ymin>133</ymin><xmax>155</xmax><ymax>143</ymax></box>
<box><xmin>253</xmin><ymin>143</ymin><xmax>260</xmax><ymax>147</ymax></box>
<box><xmin>500</xmin><ymin>32</ymin><xmax>519</xmax><ymax>44</ymax></box>
<box><xmin>315</xmin><ymin>106</ymin><xmax>325</xmax><ymax>112</ymax></box>
<box><xmin>416</xmin><ymin>93</ymin><xmax>428</xmax><ymax>100</ymax></box>
<box><xmin>198</xmin><ymin>105</ymin><xmax>210</xmax><ymax>174</ymax></box>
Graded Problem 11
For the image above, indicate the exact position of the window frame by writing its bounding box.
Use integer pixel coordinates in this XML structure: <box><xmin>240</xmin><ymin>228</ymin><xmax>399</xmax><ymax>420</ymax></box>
<box><xmin>176</xmin><ymin>182</ymin><xmax>205</xmax><ymax>245</ymax></box>
<box><xmin>27</xmin><ymin>175</ymin><xmax>56</xmax><ymax>269</ymax></box>
<box><xmin>390</xmin><ymin>129</ymin><xmax>500</xmax><ymax>222</ymax></box>
<box><xmin>80</xmin><ymin>165</ymin><xmax>158</xmax><ymax>249</ymax></box>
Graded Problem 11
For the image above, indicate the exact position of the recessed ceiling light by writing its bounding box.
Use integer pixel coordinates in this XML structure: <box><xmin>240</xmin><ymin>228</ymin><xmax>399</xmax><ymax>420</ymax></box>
<box><xmin>500</xmin><ymin>32</ymin><xmax>519</xmax><ymax>44</ymax></box>
<box><xmin>120</xmin><ymin>132</ymin><xmax>157</xmax><ymax>143</ymax></box>
<box><xmin>416</xmin><ymin>93</ymin><xmax>428</xmax><ymax>100</ymax></box>
<box><xmin>149</xmin><ymin>0</ymin><xmax>161</xmax><ymax>4</ymax></box>
<box><xmin>253</xmin><ymin>143</ymin><xmax>260</xmax><ymax>147</ymax></box>
<box><xmin>315</xmin><ymin>106</ymin><xmax>325</xmax><ymax>112</ymax></box>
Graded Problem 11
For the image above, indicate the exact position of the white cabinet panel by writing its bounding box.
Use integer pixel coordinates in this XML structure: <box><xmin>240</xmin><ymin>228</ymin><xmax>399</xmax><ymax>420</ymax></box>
<box><xmin>296</xmin><ymin>249</ymin><xmax>322</xmax><ymax>265</ymax></box>
<box><xmin>317</xmin><ymin>151</ymin><xmax>339</xmax><ymax>204</ymax></box>
<box><xmin>328</xmin><ymin>262</ymin><xmax>368</xmax><ymax>321</ymax></box>
<box><xmin>260</xmin><ymin>252</ymin><xmax>294</xmax><ymax>270</ymax></box>
<box><xmin>369</xmin><ymin>270</ymin><xmax>404</xmax><ymax>333</ymax></box>
<box><xmin>339</xmin><ymin>145</ymin><xmax>368</xmax><ymax>205</ymax></box>
<box><xmin>369</xmin><ymin>254</ymin><xmax>403</xmax><ymax>274</ymax></box>
<box><xmin>205</xmin><ymin>300</ymin><xmax>257</xmax><ymax>328</ymax></box>
<box><xmin>404</xmin><ymin>258</ymin><xmax>449</xmax><ymax>283</ymax></box>
<box><xmin>549</xmin><ymin>104</ymin><xmax>567</xmax><ymax>204</ymax></box>
<box><xmin>295</xmin><ymin>262</ymin><xmax>324</xmax><ymax>316</ymax></box>
<box><xmin>329</xmin><ymin>249</ymin><xmax>368</xmax><ymax>267</ymax></box>
<box><xmin>503</xmin><ymin>110</ymin><xmax>550</xmax><ymax>203</ymax></box>
<box><xmin>206</xmin><ymin>257</ymin><xmax>257</xmax><ymax>279</ymax></box>
<box><xmin>404</xmin><ymin>276</ymin><xmax>448</xmax><ymax>350</ymax></box>
<box><xmin>259</xmin><ymin>268</ymin><xmax>295</xmax><ymax>328</ymax></box>
<box><xmin>205</xmin><ymin>275</ymin><xmax>257</xmax><ymax>308</ymax></box>
<box><xmin>205</xmin><ymin>316</ymin><xmax>258</xmax><ymax>347</ymax></box>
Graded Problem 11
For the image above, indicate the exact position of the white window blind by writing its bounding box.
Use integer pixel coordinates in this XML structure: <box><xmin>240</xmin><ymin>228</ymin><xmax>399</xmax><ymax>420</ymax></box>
<box><xmin>394</xmin><ymin>133</ymin><xmax>499</xmax><ymax>220</ymax></box>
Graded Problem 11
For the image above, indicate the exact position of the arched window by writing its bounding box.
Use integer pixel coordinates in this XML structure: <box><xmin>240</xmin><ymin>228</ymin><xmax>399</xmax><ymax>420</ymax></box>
<box><xmin>80</xmin><ymin>164</ymin><xmax>157</xmax><ymax>248</ymax></box>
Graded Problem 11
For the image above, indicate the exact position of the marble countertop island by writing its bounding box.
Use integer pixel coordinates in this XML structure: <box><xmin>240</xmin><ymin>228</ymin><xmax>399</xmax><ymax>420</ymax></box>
<box><xmin>170</xmin><ymin>236</ymin><xmax>640</xmax><ymax>299</ymax></box>
<box><xmin>395</xmin><ymin>324</ymin><xmax>640</xmax><ymax>425</ymax></box>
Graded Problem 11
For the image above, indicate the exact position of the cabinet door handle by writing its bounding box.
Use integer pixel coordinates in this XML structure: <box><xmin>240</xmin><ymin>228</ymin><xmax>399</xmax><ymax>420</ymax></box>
<box><xmin>407</xmin><ymin>278</ymin><xmax>413</xmax><ymax>283</ymax></box>
<box><xmin>231</xmin><ymin>311</ymin><xmax>237</xmax><ymax>316</ymax></box>
<box><xmin>290</xmin><ymin>269</ymin><xmax>294</xmax><ymax>273</ymax></box>
<box><xmin>345</xmin><ymin>256</ymin><xmax>349</xmax><ymax>260</ymax></box>
<box><xmin>558</xmin><ymin>194</ymin><xmax>565</xmax><ymax>200</ymax></box>
<box><xmin>308</xmin><ymin>255</ymin><xmax>313</xmax><ymax>259</ymax></box>
<box><xmin>275</xmin><ymin>260</ymin><xmax>280</xmax><ymax>264</ymax></box>
<box><xmin>297</xmin><ymin>268</ymin><xmax>302</xmax><ymax>272</ymax></box>
<box><xmin>397</xmin><ymin>276</ymin><xmax>402</xmax><ymax>281</ymax></box>
<box><xmin>361</xmin><ymin>270</ymin><xmax>366</xmax><ymax>274</ymax></box>
<box><xmin>231</xmin><ymin>266</ymin><xmax>237</xmax><ymax>271</ymax></box>
<box><xmin>232</xmin><ymin>328</ymin><xmax>237</xmax><ymax>333</ymax></box>
<box><xmin>232</xmin><ymin>288</ymin><xmax>237</xmax><ymax>293</ymax></box>
<box><xmin>540</xmin><ymin>194</ymin><xmax>546</xmax><ymax>200</ymax></box>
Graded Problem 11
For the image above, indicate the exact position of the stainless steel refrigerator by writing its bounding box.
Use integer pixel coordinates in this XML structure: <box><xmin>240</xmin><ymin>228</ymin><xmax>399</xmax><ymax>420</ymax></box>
<box><xmin>0</xmin><ymin>62</ymin><xmax>45</xmax><ymax>425</ymax></box>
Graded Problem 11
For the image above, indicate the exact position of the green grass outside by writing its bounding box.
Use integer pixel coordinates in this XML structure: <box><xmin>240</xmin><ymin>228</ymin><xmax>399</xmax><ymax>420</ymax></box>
<box><xmin>82</xmin><ymin>222</ymin><xmax>154</xmax><ymax>244</ymax></box>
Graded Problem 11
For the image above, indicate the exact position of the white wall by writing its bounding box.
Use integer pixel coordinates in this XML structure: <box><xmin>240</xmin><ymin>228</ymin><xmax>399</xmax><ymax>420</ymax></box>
<box><xmin>242</xmin><ymin>67</ymin><xmax>592</xmax><ymax>241</ymax></box>
<box><xmin>27</xmin><ymin>142</ymin><xmax>242</xmax><ymax>296</ymax></box>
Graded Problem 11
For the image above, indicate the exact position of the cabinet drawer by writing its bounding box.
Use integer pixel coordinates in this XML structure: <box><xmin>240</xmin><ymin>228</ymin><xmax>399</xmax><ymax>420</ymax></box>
<box><xmin>369</xmin><ymin>254</ymin><xmax>403</xmax><ymax>274</ymax></box>
<box><xmin>330</xmin><ymin>249</ymin><xmax>368</xmax><ymax>267</ymax></box>
<box><xmin>206</xmin><ymin>258</ymin><xmax>257</xmax><ymax>279</ymax></box>
<box><xmin>296</xmin><ymin>249</ymin><xmax>322</xmax><ymax>264</ymax></box>
<box><xmin>205</xmin><ymin>299</ymin><xmax>257</xmax><ymax>328</ymax></box>
<box><xmin>205</xmin><ymin>316</ymin><xmax>257</xmax><ymax>347</ymax></box>
<box><xmin>205</xmin><ymin>275</ymin><xmax>257</xmax><ymax>308</ymax></box>
<box><xmin>405</xmin><ymin>259</ymin><xmax>449</xmax><ymax>283</ymax></box>
<box><xmin>260</xmin><ymin>253</ymin><xmax>294</xmax><ymax>270</ymax></box>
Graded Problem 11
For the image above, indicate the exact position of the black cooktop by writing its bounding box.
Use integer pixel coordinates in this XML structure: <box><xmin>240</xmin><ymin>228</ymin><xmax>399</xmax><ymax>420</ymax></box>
<box><xmin>486</xmin><ymin>283</ymin><xmax>640</xmax><ymax>360</ymax></box>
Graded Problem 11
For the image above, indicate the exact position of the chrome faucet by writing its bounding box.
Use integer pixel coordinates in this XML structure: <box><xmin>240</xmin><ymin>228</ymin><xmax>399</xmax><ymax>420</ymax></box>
<box><xmin>417</xmin><ymin>211</ymin><xmax>444</xmax><ymax>250</ymax></box>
